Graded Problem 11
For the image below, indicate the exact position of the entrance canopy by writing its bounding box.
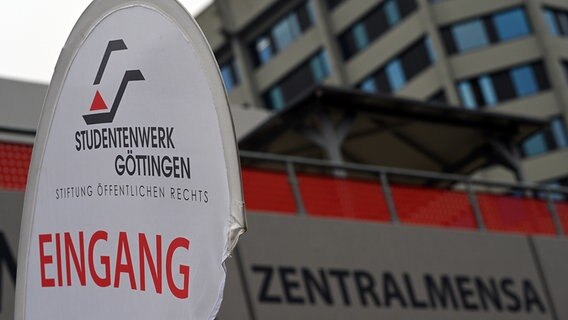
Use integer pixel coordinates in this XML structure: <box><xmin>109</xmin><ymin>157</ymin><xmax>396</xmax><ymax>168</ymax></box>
<box><xmin>239</xmin><ymin>86</ymin><xmax>546</xmax><ymax>178</ymax></box>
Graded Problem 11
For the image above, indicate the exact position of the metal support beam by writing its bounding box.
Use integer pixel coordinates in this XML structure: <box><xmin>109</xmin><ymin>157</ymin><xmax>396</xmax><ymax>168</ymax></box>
<box><xmin>488</xmin><ymin>139</ymin><xmax>526</xmax><ymax>182</ymax></box>
<box><xmin>380</xmin><ymin>172</ymin><xmax>400</xmax><ymax>224</ymax></box>
<box><xmin>546</xmin><ymin>192</ymin><xmax>565</xmax><ymax>236</ymax></box>
<box><xmin>300</xmin><ymin>111</ymin><xmax>355</xmax><ymax>163</ymax></box>
<box><xmin>466</xmin><ymin>181</ymin><xmax>485</xmax><ymax>230</ymax></box>
<box><xmin>286</xmin><ymin>161</ymin><xmax>306</xmax><ymax>216</ymax></box>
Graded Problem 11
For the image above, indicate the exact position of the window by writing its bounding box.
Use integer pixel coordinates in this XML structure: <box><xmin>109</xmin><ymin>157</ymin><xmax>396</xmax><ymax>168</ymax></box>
<box><xmin>520</xmin><ymin>117</ymin><xmax>568</xmax><ymax>158</ymax></box>
<box><xmin>552</xmin><ymin>118</ymin><xmax>568</xmax><ymax>149</ymax></box>
<box><xmin>264</xmin><ymin>50</ymin><xmax>332</xmax><ymax>110</ymax></box>
<box><xmin>492</xmin><ymin>8</ymin><xmax>531</xmax><ymax>41</ymax></box>
<box><xmin>544</xmin><ymin>7</ymin><xmax>568</xmax><ymax>37</ymax></box>
<box><xmin>310</xmin><ymin>51</ymin><xmax>331</xmax><ymax>82</ymax></box>
<box><xmin>458</xmin><ymin>81</ymin><xmax>477</xmax><ymax>109</ymax></box>
<box><xmin>457</xmin><ymin>62</ymin><xmax>549</xmax><ymax>108</ymax></box>
<box><xmin>255</xmin><ymin>37</ymin><xmax>274</xmax><ymax>65</ymax></box>
<box><xmin>401</xmin><ymin>36</ymin><xmax>436</xmax><ymax>79</ymax></box>
<box><xmin>272</xmin><ymin>15</ymin><xmax>302</xmax><ymax>51</ymax></box>
<box><xmin>352</xmin><ymin>23</ymin><xmax>369</xmax><ymax>50</ymax></box>
<box><xmin>267</xmin><ymin>87</ymin><xmax>285</xmax><ymax>110</ymax></box>
<box><xmin>386</xmin><ymin>60</ymin><xmax>406</xmax><ymax>91</ymax></box>
<box><xmin>479</xmin><ymin>75</ymin><xmax>497</xmax><ymax>106</ymax></box>
<box><xmin>511</xmin><ymin>65</ymin><xmax>538</xmax><ymax>97</ymax></box>
<box><xmin>523</xmin><ymin>133</ymin><xmax>548</xmax><ymax>157</ymax></box>
<box><xmin>249</xmin><ymin>2</ymin><xmax>314</xmax><ymax>67</ymax></box>
<box><xmin>441</xmin><ymin>7</ymin><xmax>531</xmax><ymax>55</ymax></box>
<box><xmin>360</xmin><ymin>78</ymin><xmax>378</xmax><ymax>93</ymax></box>
<box><xmin>384</xmin><ymin>0</ymin><xmax>401</xmax><ymax>25</ymax></box>
<box><xmin>357</xmin><ymin>37</ymin><xmax>434</xmax><ymax>93</ymax></box>
<box><xmin>452</xmin><ymin>20</ymin><xmax>489</xmax><ymax>52</ymax></box>
<box><xmin>338</xmin><ymin>0</ymin><xmax>417</xmax><ymax>59</ymax></box>
<box><xmin>425</xmin><ymin>36</ymin><xmax>436</xmax><ymax>62</ymax></box>
<box><xmin>544</xmin><ymin>9</ymin><xmax>561</xmax><ymax>35</ymax></box>
<box><xmin>220</xmin><ymin>60</ymin><xmax>239</xmax><ymax>93</ymax></box>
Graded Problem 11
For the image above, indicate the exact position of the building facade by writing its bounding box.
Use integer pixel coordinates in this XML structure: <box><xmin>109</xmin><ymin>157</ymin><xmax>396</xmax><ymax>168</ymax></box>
<box><xmin>196</xmin><ymin>0</ymin><xmax>568</xmax><ymax>185</ymax></box>
<box><xmin>3</xmin><ymin>2</ymin><xmax>568</xmax><ymax>319</ymax></box>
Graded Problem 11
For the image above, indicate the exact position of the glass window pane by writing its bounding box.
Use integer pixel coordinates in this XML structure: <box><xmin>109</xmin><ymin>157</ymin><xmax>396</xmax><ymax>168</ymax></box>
<box><xmin>544</xmin><ymin>10</ymin><xmax>560</xmax><ymax>35</ymax></box>
<box><xmin>289</xmin><ymin>14</ymin><xmax>302</xmax><ymax>37</ymax></box>
<box><xmin>386</xmin><ymin>59</ymin><xmax>406</xmax><ymax>91</ymax></box>
<box><xmin>353</xmin><ymin>23</ymin><xmax>369</xmax><ymax>50</ymax></box>
<box><xmin>360</xmin><ymin>78</ymin><xmax>377</xmax><ymax>93</ymax></box>
<box><xmin>492</xmin><ymin>8</ymin><xmax>530</xmax><ymax>41</ymax></box>
<box><xmin>365</xmin><ymin>6</ymin><xmax>390</xmax><ymax>40</ymax></box>
<box><xmin>221</xmin><ymin>64</ymin><xmax>236</xmax><ymax>92</ymax></box>
<box><xmin>400</xmin><ymin>39</ymin><xmax>432</xmax><ymax>80</ymax></box>
<box><xmin>479</xmin><ymin>75</ymin><xmax>497</xmax><ymax>106</ymax></box>
<box><xmin>310</xmin><ymin>51</ymin><xmax>331</xmax><ymax>82</ymax></box>
<box><xmin>385</xmin><ymin>0</ymin><xmax>401</xmax><ymax>26</ymax></box>
<box><xmin>559</xmin><ymin>12</ymin><xmax>568</xmax><ymax>35</ymax></box>
<box><xmin>458</xmin><ymin>81</ymin><xmax>477</xmax><ymax>109</ymax></box>
<box><xmin>305</xmin><ymin>2</ymin><xmax>316</xmax><ymax>26</ymax></box>
<box><xmin>272</xmin><ymin>14</ymin><xmax>301</xmax><ymax>51</ymax></box>
<box><xmin>552</xmin><ymin>118</ymin><xmax>568</xmax><ymax>148</ymax></box>
<box><xmin>452</xmin><ymin>20</ymin><xmax>489</xmax><ymax>52</ymax></box>
<box><xmin>511</xmin><ymin>65</ymin><xmax>538</xmax><ymax>97</ymax></box>
<box><xmin>256</xmin><ymin>36</ymin><xmax>273</xmax><ymax>65</ymax></box>
<box><xmin>523</xmin><ymin>133</ymin><xmax>548</xmax><ymax>157</ymax></box>
<box><xmin>492</xmin><ymin>70</ymin><xmax>517</xmax><ymax>101</ymax></box>
<box><xmin>425</xmin><ymin>36</ymin><xmax>436</xmax><ymax>62</ymax></box>
<box><xmin>268</xmin><ymin>87</ymin><xmax>285</xmax><ymax>110</ymax></box>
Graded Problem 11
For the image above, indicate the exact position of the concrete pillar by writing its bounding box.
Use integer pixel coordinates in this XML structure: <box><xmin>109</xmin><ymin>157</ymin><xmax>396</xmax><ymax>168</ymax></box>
<box><xmin>229</xmin><ymin>38</ymin><xmax>265</xmax><ymax>108</ymax></box>
<box><xmin>415</xmin><ymin>0</ymin><xmax>461</xmax><ymax>106</ymax></box>
<box><xmin>526</xmin><ymin>0</ymin><xmax>568</xmax><ymax>127</ymax></box>
<box><xmin>309</xmin><ymin>0</ymin><xmax>350</xmax><ymax>86</ymax></box>
<box><xmin>216</xmin><ymin>0</ymin><xmax>264</xmax><ymax>109</ymax></box>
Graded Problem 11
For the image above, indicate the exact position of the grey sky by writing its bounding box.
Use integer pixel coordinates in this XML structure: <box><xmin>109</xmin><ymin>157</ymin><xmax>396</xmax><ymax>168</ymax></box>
<box><xmin>0</xmin><ymin>0</ymin><xmax>213</xmax><ymax>83</ymax></box>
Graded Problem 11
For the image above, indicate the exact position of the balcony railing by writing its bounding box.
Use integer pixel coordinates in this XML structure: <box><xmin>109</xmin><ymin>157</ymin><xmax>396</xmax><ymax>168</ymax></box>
<box><xmin>240</xmin><ymin>151</ymin><xmax>568</xmax><ymax>236</ymax></box>
<box><xmin>2</xmin><ymin>141</ymin><xmax>567</xmax><ymax>236</ymax></box>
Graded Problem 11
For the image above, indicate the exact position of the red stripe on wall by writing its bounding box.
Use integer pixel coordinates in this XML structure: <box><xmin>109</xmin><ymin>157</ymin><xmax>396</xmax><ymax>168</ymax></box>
<box><xmin>298</xmin><ymin>174</ymin><xmax>390</xmax><ymax>222</ymax></box>
<box><xmin>0</xmin><ymin>142</ymin><xmax>32</xmax><ymax>191</ymax></box>
<box><xmin>477</xmin><ymin>194</ymin><xmax>555</xmax><ymax>235</ymax></box>
<box><xmin>391</xmin><ymin>185</ymin><xmax>477</xmax><ymax>229</ymax></box>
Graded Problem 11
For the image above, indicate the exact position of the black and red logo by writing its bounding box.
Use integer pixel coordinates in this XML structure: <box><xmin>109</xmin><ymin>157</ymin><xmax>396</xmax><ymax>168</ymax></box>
<box><xmin>83</xmin><ymin>40</ymin><xmax>145</xmax><ymax>125</ymax></box>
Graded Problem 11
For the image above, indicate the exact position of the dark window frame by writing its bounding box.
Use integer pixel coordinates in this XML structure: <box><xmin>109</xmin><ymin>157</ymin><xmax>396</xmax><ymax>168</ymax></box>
<box><xmin>338</xmin><ymin>0</ymin><xmax>417</xmax><ymax>60</ymax></box>
<box><xmin>263</xmin><ymin>49</ymin><xmax>331</xmax><ymax>110</ymax></box>
<box><xmin>520</xmin><ymin>116</ymin><xmax>568</xmax><ymax>158</ymax></box>
<box><xmin>544</xmin><ymin>6</ymin><xmax>568</xmax><ymax>37</ymax></box>
<box><xmin>456</xmin><ymin>61</ymin><xmax>549</xmax><ymax>109</ymax></box>
<box><xmin>248</xmin><ymin>1</ymin><xmax>315</xmax><ymax>68</ymax></box>
<box><xmin>440</xmin><ymin>6</ymin><xmax>532</xmax><ymax>55</ymax></box>
<box><xmin>356</xmin><ymin>36</ymin><xmax>435</xmax><ymax>94</ymax></box>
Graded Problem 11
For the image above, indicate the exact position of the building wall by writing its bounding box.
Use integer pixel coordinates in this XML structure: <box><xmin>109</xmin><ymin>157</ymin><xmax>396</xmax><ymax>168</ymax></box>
<box><xmin>3</xmin><ymin>191</ymin><xmax>568</xmax><ymax>320</ymax></box>
<box><xmin>196</xmin><ymin>0</ymin><xmax>568</xmax><ymax>184</ymax></box>
<box><xmin>219</xmin><ymin>213</ymin><xmax>568</xmax><ymax>320</ymax></box>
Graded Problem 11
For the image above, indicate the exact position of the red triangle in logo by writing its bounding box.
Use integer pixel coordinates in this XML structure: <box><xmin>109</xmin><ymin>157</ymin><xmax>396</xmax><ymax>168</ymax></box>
<box><xmin>90</xmin><ymin>90</ymin><xmax>108</xmax><ymax>111</ymax></box>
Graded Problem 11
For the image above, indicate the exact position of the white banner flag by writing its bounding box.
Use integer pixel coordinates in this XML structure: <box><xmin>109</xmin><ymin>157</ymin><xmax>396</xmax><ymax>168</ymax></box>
<box><xmin>15</xmin><ymin>1</ymin><xmax>246</xmax><ymax>319</ymax></box>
